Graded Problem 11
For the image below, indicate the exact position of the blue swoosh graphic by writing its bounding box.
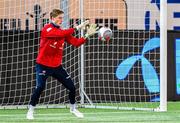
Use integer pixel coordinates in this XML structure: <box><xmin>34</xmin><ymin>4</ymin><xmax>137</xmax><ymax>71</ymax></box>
<box><xmin>116</xmin><ymin>55</ymin><xmax>142</xmax><ymax>80</ymax></box>
<box><xmin>142</xmin><ymin>38</ymin><xmax>160</xmax><ymax>54</ymax></box>
<box><xmin>141</xmin><ymin>57</ymin><xmax>160</xmax><ymax>93</ymax></box>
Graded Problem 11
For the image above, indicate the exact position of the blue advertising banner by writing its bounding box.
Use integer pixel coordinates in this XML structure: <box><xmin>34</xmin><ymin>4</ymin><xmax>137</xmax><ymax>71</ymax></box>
<box><xmin>168</xmin><ymin>0</ymin><xmax>180</xmax><ymax>3</ymax></box>
<box><xmin>176</xmin><ymin>39</ymin><xmax>180</xmax><ymax>95</ymax></box>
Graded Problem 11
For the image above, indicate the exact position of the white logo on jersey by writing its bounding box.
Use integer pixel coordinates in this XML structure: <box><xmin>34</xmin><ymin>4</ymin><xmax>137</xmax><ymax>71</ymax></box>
<box><xmin>54</xmin><ymin>42</ymin><xmax>57</xmax><ymax>45</ymax></box>
<box><xmin>46</xmin><ymin>27</ymin><xmax>52</xmax><ymax>32</ymax></box>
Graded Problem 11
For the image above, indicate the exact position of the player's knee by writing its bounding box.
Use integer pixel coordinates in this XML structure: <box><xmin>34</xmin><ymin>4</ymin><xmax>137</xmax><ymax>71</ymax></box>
<box><xmin>69</xmin><ymin>86</ymin><xmax>76</xmax><ymax>93</ymax></box>
<box><xmin>36</xmin><ymin>85</ymin><xmax>45</xmax><ymax>92</ymax></box>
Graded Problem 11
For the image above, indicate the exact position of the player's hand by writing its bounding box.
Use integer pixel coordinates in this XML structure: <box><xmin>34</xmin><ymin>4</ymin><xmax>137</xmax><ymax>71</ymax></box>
<box><xmin>75</xmin><ymin>20</ymin><xmax>90</xmax><ymax>30</ymax></box>
<box><xmin>84</xmin><ymin>23</ymin><xmax>99</xmax><ymax>39</ymax></box>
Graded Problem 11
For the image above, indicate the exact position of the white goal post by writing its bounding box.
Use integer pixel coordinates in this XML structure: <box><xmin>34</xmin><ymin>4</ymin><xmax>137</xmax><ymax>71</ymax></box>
<box><xmin>0</xmin><ymin>0</ymin><xmax>167</xmax><ymax>111</ymax></box>
<box><xmin>160</xmin><ymin>0</ymin><xmax>167</xmax><ymax>112</ymax></box>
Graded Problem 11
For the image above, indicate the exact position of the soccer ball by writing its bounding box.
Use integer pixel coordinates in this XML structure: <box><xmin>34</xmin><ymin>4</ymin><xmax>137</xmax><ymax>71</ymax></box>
<box><xmin>98</xmin><ymin>27</ymin><xmax>112</xmax><ymax>42</ymax></box>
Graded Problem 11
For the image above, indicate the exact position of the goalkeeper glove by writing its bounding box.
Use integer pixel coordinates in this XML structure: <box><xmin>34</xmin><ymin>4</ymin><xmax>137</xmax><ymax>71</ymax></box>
<box><xmin>75</xmin><ymin>20</ymin><xmax>90</xmax><ymax>30</ymax></box>
<box><xmin>84</xmin><ymin>23</ymin><xmax>99</xmax><ymax>39</ymax></box>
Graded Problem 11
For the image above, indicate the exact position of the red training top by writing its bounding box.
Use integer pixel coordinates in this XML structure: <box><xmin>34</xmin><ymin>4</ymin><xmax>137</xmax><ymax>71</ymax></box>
<box><xmin>36</xmin><ymin>23</ymin><xmax>86</xmax><ymax>67</ymax></box>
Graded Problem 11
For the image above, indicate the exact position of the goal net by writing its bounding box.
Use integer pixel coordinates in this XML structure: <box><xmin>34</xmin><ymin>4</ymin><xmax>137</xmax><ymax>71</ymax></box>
<box><xmin>0</xmin><ymin>0</ymin><xmax>167</xmax><ymax>111</ymax></box>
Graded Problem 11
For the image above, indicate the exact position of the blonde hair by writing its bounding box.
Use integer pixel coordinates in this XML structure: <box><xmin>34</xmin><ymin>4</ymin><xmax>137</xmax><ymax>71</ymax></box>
<box><xmin>50</xmin><ymin>9</ymin><xmax>64</xmax><ymax>19</ymax></box>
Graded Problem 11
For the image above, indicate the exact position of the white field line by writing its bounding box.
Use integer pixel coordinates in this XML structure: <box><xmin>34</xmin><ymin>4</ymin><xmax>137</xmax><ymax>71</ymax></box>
<box><xmin>0</xmin><ymin>111</ymin><xmax>168</xmax><ymax>117</ymax></box>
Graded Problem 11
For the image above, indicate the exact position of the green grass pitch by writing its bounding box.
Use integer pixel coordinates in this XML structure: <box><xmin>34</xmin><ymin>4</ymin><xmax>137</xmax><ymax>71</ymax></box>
<box><xmin>0</xmin><ymin>102</ymin><xmax>180</xmax><ymax>123</ymax></box>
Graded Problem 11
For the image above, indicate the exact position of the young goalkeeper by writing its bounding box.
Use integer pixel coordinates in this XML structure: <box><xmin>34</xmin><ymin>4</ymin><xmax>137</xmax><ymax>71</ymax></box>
<box><xmin>26</xmin><ymin>9</ymin><xmax>98</xmax><ymax>120</ymax></box>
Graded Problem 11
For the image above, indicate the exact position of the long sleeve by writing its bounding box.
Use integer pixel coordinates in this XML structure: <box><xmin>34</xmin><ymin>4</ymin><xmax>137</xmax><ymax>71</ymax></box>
<box><xmin>65</xmin><ymin>35</ymin><xmax>87</xmax><ymax>47</ymax></box>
